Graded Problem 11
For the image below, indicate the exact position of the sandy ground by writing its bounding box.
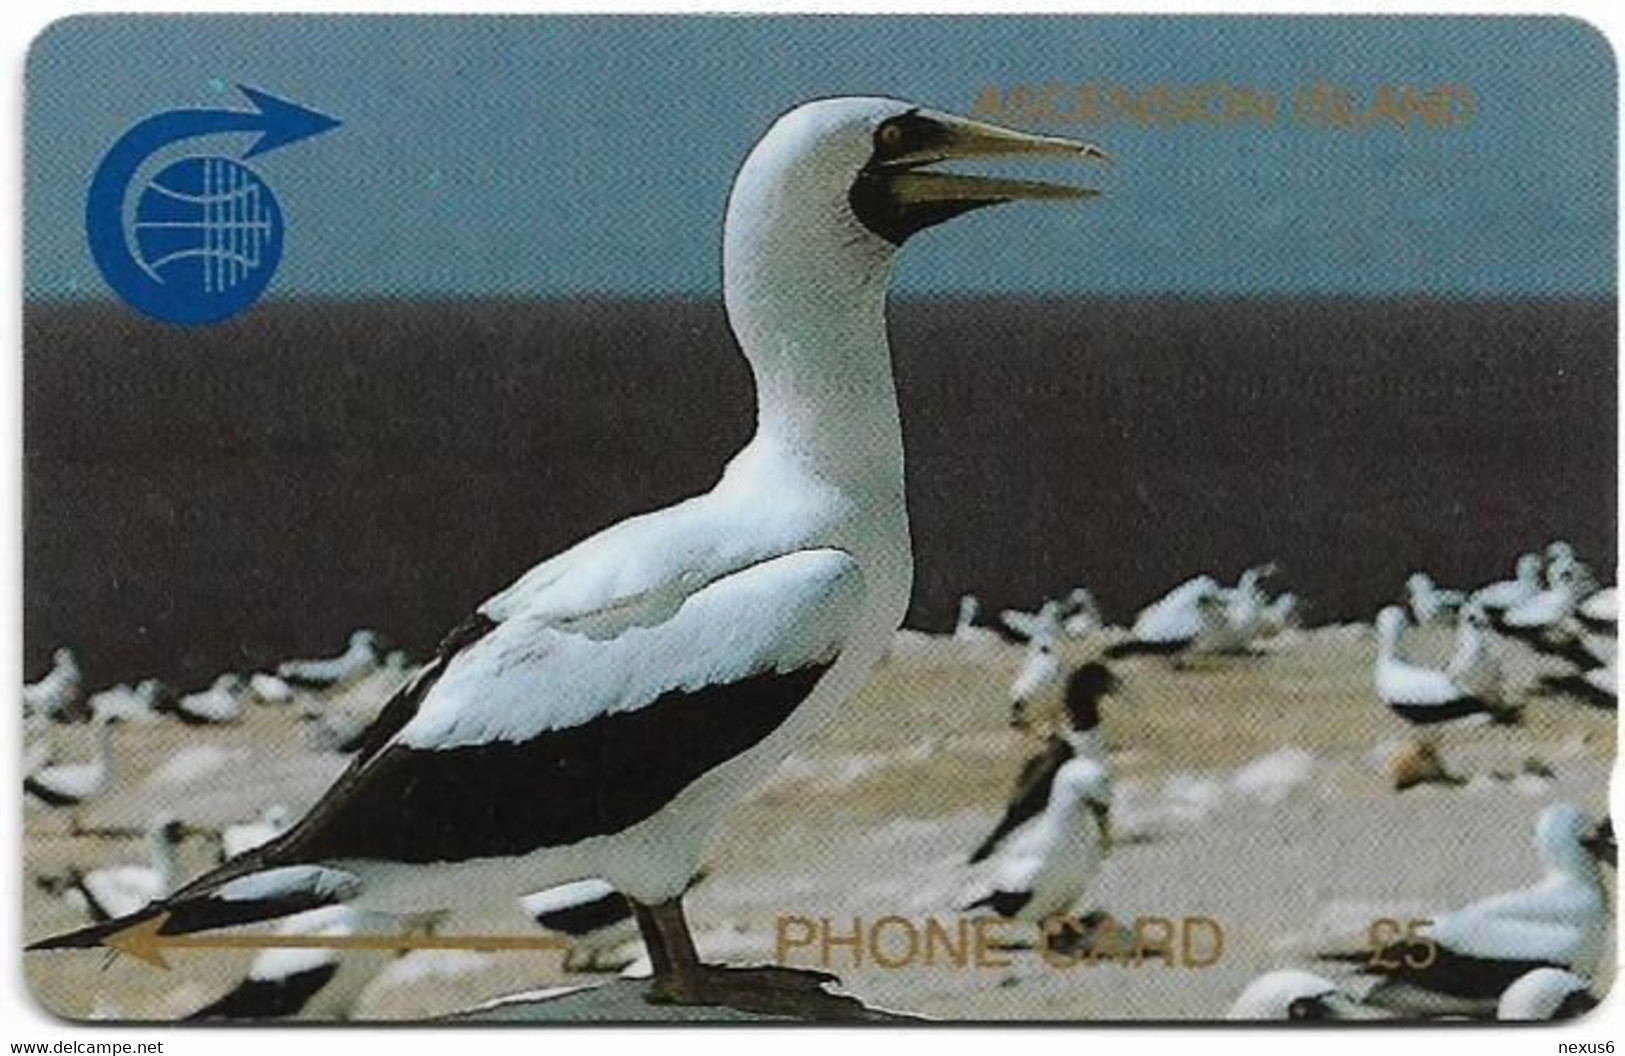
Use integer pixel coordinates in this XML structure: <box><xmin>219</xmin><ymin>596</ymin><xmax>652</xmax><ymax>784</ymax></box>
<box><xmin>21</xmin><ymin>624</ymin><xmax>1617</xmax><ymax>1022</ymax></box>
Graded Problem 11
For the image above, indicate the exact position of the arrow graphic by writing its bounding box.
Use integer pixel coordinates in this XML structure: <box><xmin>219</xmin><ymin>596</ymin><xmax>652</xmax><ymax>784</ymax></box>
<box><xmin>105</xmin><ymin>912</ymin><xmax>573</xmax><ymax>971</ymax></box>
<box><xmin>85</xmin><ymin>84</ymin><xmax>340</xmax><ymax>325</ymax></box>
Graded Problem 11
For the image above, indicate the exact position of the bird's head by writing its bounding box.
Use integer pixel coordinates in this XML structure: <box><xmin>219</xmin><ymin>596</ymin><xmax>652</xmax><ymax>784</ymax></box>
<box><xmin>728</xmin><ymin>97</ymin><xmax>1105</xmax><ymax>265</ymax></box>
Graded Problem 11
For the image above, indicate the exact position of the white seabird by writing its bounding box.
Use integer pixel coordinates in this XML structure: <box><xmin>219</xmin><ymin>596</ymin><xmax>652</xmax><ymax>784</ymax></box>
<box><xmin>1060</xmin><ymin>587</ymin><xmax>1104</xmax><ymax>638</ymax></box>
<box><xmin>1104</xmin><ymin>575</ymin><xmax>1225</xmax><ymax>661</ymax></box>
<box><xmin>1000</xmin><ymin>598</ymin><xmax>1063</xmax><ymax>643</ymax></box>
<box><xmin>1374</xmin><ymin>606</ymin><xmax>1513</xmax><ymax>727</ymax></box>
<box><xmin>1226</xmin><ymin>970</ymin><xmax>1379</xmax><ymax>1021</ymax></box>
<box><xmin>1576</xmin><ymin>585</ymin><xmax>1616</xmax><ymax>634</ymax></box>
<box><xmin>55</xmin><ymin>816</ymin><xmax>190</xmax><ymax>922</ymax></box>
<box><xmin>1497</xmin><ymin>560</ymin><xmax>1584</xmax><ymax>644</ymax></box>
<box><xmin>952</xmin><ymin>594</ymin><xmax>1002</xmax><ymax>647</ymax></box>
<box><xmin>31</xmin><ymin>97</ymin><xmax>1106</xmax><ymax>1016</ymax></box>
<box><xmin>186</xmin><ymin>905</ymin><xmax>397</xmax><ymax>1021</ymax></box>
<box><xmin>277</xmin><ymin>629</ymin><xmax>384</xmax><ymax>689</ymax></box>
<box><xmin>24</xmin><ymin>714</ymin><xmax>117</xmax><ymax>808</ymax></box>
<box><xmin>1471</xmin><ymin>553</ymin><xmax>1543</xmax><ymax>614</ymax></box>
<box><xmin>1445</xmin><ymin>601</ymin><xmax>1505</xmax><ymax>705</ymax></box>
<box><xmin>221</xmin><ymin>804</ymin><xmax>295</xmax><ymax>862</ymax></box>
<box><xmin>1405</xmin><ymin>572</ymin><xmax>1466</xmax><ymax>626</ymax></box>
<box><xmin>163</xmin><ymin>673</ymin><xmax>247</xmax><ymax>726</ymax></box>
<box><xmin>972</xmin><ymin>663</ymin><xmax>1121</xmax><ymax>862</ymax></box>
<box><xmin>1324</xmin><ymin>803</ymin><xmax>1613</xmax><ymax>1017</ymax></box>
<box><xmin>1496</xmin><ymin>967</ymin><xmax>1599</xmax><ymax>1021</ymax></box>
<box><xmin>249</xmin><ymin>672</ymin><xmax>297</xmax><ymax>706</ymax></box>
<box><xmin>24</xmin><ymin>647</ymin><xmax>85</xmax><ymax>723</ymax></box>
<box><xmin>963</xmin><ymin>757</ymin><xmax>1112</xmax><ymax>925</ymax></box>
<box><xmin>1207</xmin><ymin>563</ymin><xmax>1276</xmax><ymax>654</ymax></box>
<box><xmin>521</xmin><ymin>877</ymin><xmax>641</xmax><ymax>972</ymax></box>
<box><xmin>88</xmin><ymin>679</ymin><xmax>168</xmax><ymax>725</ymax></box>
<box><xmin>1007</xmin><ymin>633</ymin><xmax>1061</xmax><ymax>729</ymax></box>
<box><xmin>1545</xmin><ymin>541</ymin><xmax>1598</xmax><ymax>596</ymax></box>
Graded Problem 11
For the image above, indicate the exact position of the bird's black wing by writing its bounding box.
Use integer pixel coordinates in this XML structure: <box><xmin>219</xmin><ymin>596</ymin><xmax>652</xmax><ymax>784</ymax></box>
<box><xmin>968</xmin><ymin>737</ymin><xmax>1072</xmax><ymax>864</ymax></box>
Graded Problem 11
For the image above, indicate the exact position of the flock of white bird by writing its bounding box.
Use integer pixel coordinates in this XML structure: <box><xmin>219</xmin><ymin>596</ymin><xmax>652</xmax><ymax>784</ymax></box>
<box><xmin>938</xmin><ymin>538</ymin><xmax>1615</xmax><ymax>1020</ymax></box>
<box><xmin>22</xmin><ymin>536</ymin><xmax>1615</xmax><ymax>1022</ymax></box>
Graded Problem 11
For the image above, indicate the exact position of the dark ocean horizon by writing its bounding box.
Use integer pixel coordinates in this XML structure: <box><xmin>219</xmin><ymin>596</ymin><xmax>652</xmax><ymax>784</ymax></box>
<box><xmin>23</xmin><ymin>294</ymin><xmax>1616</xmax><ymax>689</ymax></box>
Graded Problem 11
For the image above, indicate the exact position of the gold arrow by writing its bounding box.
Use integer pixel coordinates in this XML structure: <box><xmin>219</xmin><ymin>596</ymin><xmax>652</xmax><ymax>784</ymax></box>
<box><xmin>105</xmin><ymin>912</ymin><xmax>573</xmax><ymax>970</ymax></box>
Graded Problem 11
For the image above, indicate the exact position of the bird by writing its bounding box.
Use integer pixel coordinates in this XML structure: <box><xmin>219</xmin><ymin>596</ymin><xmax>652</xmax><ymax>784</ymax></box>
<box><xmin>1374</xmin><ymin>606</ymin><xmax>1514</xmax><ymax>728</ymax></box>
<box><xmin>971</xmin><ymin>663</ymin><xmax>1121</xmax><ymax>863</ymax></box>
<box><xmin>1496</xmin><ymin>968</ymin><xmax>1599</xmax><ymax>1021</ymax></box>
<box><xmin>220</xmin><ymin>804</ymin><xmax>294</xmax><ymax>862</ymax></box>
<box><xmin>1007</xmin><ymin>633</ymin><xmax>1061</xmax><ymax>729</ymax></box>
<box><xmin>1575</xmin><ymin>585</ymin><xmax>1616</xmax><ymax>635</ymax></box>
<box><xmin>186</xmin><ymin>905</ymin><xmax>398</xmax><ymax>1021</ymax></box>
<box><xmin>1322</xmin><ymin>803</ymin><xmax>1613</xmax><ymax>1017</ymax></box>
<box><xmin>1104</xmin><ymin>575</ymin><xmax>1225</xmax><ymax>661</ymax></box>
<box><xmin>249</xmin><ymin>672</ymin><xmax>297</xmax><ymax>706</ymax></box>
<box><xmin>1000</xmin><ymin>599</ymin><xmax>1064</xmax><ymax>643</ymax></box>
<box><xmin>1226</xmin><ymin>970</ymin><xmax>1380</xmax><ymax>1020</ymax></box>
<box><xmin>28</xmin><ymin>97</ymin><xmax>1107</xmax><ymax>1017</ymax></box>
<box><xmin>1471</xmin><ymin>553</ymin><xmax>1543</xmax><ymax>614</ymax></box>
<box><xmin>162</xmin><ymin>674</ymin><xmax>247</xmax><ymax>726</ymax></box>
<box><xmin>24</xmin><ymin>713</ymin><xmax>117</xmax><ymax>808</ymax></box>
<box><xmin>1405</xmin><ymin>572</ymin><xmax>1466</xmax><ymax>626</ymax></box>
<box><xmin>520</xmin><ymin>877</ymin><xmax>641</xmax><ymax>972</ymax></box>
<box><xmin>1255</xmin><ymin>591</ymin><xmax>1302</xmax><ymax>642</ymax></box>
<box><xmin>88</xmin><ymin>679</ymin><xmax>169</xmax><ymax>725</ymax></box>
<box><xmin>1544</xmin><ymin>541</ymin><xmax>1598</xmax><ymax>597</ymax></box>
<box><xmin>277</xmin><ymin>629</ymin><xmax>384</xmax><ymax>690</ymax></box>
<box><xmin>1494</xmin><ymin>560</ymin><xmax>1586</xmax><ymax>657</ymax></box>
<box><xmin>1206</xmin><ymin>563</ymin><xmax>1276</xmax><ymax>654</ymax></box>
<box><xmin>1059</xmin><ymin>587</ymin><xmax>1104</xmax><ymax>638</ymax></box>
<box><xmin>963</xmin><ymin>758</ymin><xmax>1113</xmax><ymax>926</ymax></box>
<box><xmin>1445</xmin><ymin>601</ymin><xmax>1505</xmax><ymax>705</ymax></box>
<box><xmin>952</xmin><ymin>594</ymin><xmax>1002</xmax><ymax>647</ymax></box>
<box><xmin>24</xmin><ymin>647</ymin><xmax>85</xmax><ymax>723</ymax></box>
<box><xmin>48</xmin><ymin>816</ymin><xmax>191</xmax><ymax>922</ymax></box>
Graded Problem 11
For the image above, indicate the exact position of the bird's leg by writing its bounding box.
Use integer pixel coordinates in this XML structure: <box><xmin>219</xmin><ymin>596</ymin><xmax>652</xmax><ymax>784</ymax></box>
<box><xmin>631</xmin><ymin>895</ymin><xmax>889</xmax><ymax>1020</ymax></box>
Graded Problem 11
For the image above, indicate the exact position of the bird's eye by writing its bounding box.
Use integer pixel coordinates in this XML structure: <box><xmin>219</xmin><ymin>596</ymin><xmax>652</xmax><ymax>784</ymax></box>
<box><xmin>878</xmin><ymin>123</ymin><xmax>904</xmax><ymax>148</ymax></box>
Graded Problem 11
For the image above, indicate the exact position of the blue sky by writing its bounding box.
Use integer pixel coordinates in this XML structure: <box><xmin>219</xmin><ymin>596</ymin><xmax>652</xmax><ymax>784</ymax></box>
<box><xmin>25</xmin><ymin>15</ymin><xmax>1617</xmax><ymax>299</ymax></box>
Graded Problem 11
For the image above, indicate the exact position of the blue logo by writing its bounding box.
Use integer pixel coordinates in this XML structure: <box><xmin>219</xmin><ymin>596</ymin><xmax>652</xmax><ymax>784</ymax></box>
<box><xmin>86</xmin><ymin>86</ymin><xmax>339</xmax><ymax>326</ymax></box>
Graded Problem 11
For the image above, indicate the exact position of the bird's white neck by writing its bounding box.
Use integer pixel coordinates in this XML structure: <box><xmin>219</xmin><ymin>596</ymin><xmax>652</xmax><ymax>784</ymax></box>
<box><xmin>148</xmin><ymin>832</ymin><xmax>179</xmax><ymax>894</ymax></box>
<box><xmin>722</xmin><ymin>178</ymin><xmax>904</xmax><ymax>491</ymax></box>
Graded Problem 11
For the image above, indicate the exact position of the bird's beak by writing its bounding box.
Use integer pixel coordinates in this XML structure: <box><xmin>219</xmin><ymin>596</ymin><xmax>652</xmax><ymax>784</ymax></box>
<box><xmin>876</xmin><ymin>111</ymin><xmax>1108</xmax><ymax>208</ymax></box>
<box><xmin>1583</xmin><ymin>817</ymin><xmax>1616</xmax><ymax>867</ymax></box>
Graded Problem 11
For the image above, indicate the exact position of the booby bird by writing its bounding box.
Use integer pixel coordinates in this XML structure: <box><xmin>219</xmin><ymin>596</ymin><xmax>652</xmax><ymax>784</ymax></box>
<box><xmin>1103</xmin><ymin>575</ymin><xmax>1224</xmax><ymax>660</ymax></box>
<box><xmin>1405</xmin><ymin>572</ymin><xmax>1466</xmax><ymax>626</ymax></box>
<box><xmin>277</xmin><ymin>629</ymin><xmax>384</xmax><ymax>689</ymax></box>
<box><xmin>1060</xmin><ymin>587</ymin><xmax>1104</xmax><ymax>638</ymax></box>
<box><xmin>1323</xmin><ymin>803</ymin><xmax>1613</xmax><ymax>1016</ymax></box>
<box><xmin>163</xmin><ymin>673</ymin><xmax>247</xmax><ymax>726</ymax></box>
<box><xmin>972</xmin><ymin>663</ymin><xmax>1120</xmax><ymax>863</ymax></box>
<box><xmin>1495</xmin><ymin>560</ymin><xmax>1584</xmax><ymax>650</ymax></box>
<box><xmin>249</xmin><ymin>672</ymin><xmax>297</xmax><ymax>706</ymax></box>
<box><xmin>1207</xmin><ymin>563</ymin><xmax>1276</xmax><ymax>654</ymax></box>
<box><xmin>1007</xmin><ymin>633</ymin><xmax>1061</xmax><ymax>729</ymax></box>
<box><xmin>24</xmin><ymin>647</ymin><xmax>85</xmax><ymax>723</ymax></box>
<box><xmin>220</xmin><ymin>804</ymin><xmax>294</xmax><ymax>862</ymax></box>
<box><xmin>186</xmin><ymin>905</ymin><xmax>396</xmax><ymax>1021</ymax></box>
<box><xmin>1575</xmin><ymin>585</ymin><xmax>1616</xmax><ymax>634</ymax></box>
<box><xmin>88</xmin><ymin>679</ymin><xmax>168</xmax><ymax>725</ymax></box>
<box><xmin>52</xmin><ymin>816</ymin><xmax>190</xmax><ymax>922</ymax></box>
<box><xmin>1374</xmin><ymin>606</ymin><xmax>1514</xmax><ymax>727</ymax></box>
<box><xmin>1545</xmin><ymin>541</ymin><xmax>1598</xmax><ymax>596</ymax></box>
<box><xmin>963</xmin><ymin>758</ymin><xmax>1112</xmax><ymax>925</ymax></box>
<box><xmin>1226</xmin><ymin>970</ymin><xmax>1380</xmax><ymax>1021</ymax></box>
<box><xmin>1445</xmin><ymin>601</ymin><xmax>1505</xmax><ymax>705</ymax></box>
<box><xmin>29</xmin><ymin>98</ymin><xmax>1106</xmax><ymax>1016</ymax></box>
<box><xmin>1471</xmin><ymin>553</ymin><xmax>1543</xmax><ymax>614</ymax></box>
<box><xmin>952</xmin><ymin>594</ymin><xmax>999</xmax><ymax>646</ymax></box>
<box><xmin>24</xmin><ymin>714</ymin><xmax>117</xmax><ymax>808</ymax></box>
<box><xmin>1496</xmin><ymin>968</ymin><xmax>1599</xmax><ymax>1021</ymax></box>
<box><xmin>1256</xmin><ymin>591</ymin><xmax>1302</xmax><ymax>642</ymax></box>
<box><xmin>1000</xmin><ymin>599</ymin><xmax>1063</xmax><ymax>643</ymax></box>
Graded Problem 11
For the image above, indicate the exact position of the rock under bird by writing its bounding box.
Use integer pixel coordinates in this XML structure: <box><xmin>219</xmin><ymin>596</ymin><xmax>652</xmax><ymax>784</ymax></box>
<box><xmin>972</xmin><ymin>662</ymin><xmax>1121</xmax><ymax>863</ymax></box>
<box><xmin>28</xmin><ymin>97</ymin><xmax>1106</xmax><ymax>1017</ymax></box>
<box><xmin>1322</xmin><ymin>803</ymin><xmax>1613</xmax><ymax>1018</ymax></box>
<box><xmin>963</xmin><ymin>757</ymin><xmax>1113</xmax><ymax>926</ymax></box>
